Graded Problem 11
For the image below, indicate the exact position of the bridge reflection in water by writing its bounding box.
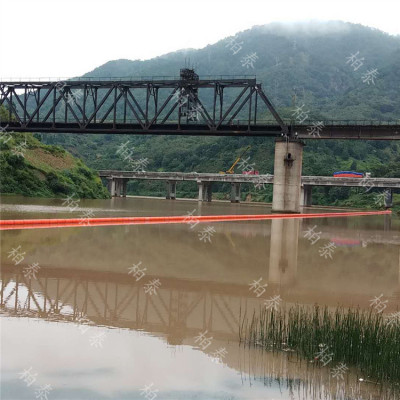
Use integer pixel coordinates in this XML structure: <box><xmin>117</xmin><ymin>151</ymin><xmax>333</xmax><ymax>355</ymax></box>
<box><xmin>2</xmin><ymin>217</ymin><xmax>399</xmax><ymax>343</ymax></box>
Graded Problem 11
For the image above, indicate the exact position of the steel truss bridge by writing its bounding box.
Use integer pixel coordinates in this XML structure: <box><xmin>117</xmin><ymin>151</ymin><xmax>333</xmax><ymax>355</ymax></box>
<box><xmin>1</xmin><ymin>70</ymin><xmax>399</xmax><ymax>139</ymax></box>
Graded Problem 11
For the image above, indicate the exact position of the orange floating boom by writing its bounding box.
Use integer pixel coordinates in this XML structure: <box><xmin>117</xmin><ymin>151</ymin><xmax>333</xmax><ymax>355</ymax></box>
<box><xmin>0</xmin><ymin>210</ymin><xmax>391</xmax><ymax>230</ymax></box>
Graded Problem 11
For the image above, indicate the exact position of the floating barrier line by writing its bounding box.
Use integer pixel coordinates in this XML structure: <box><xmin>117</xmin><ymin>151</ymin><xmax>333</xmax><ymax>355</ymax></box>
<box><xmin>0</xmin><ymin>210</ymin><xmax>391</xmax><ymax>230</ymax></box>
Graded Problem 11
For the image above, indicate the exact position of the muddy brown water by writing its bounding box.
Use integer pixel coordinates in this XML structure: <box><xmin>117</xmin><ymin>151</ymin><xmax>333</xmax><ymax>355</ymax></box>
<box><xmin>1</xmin><ymin>196</ymin><xmax>399</xmax><ymax>399</ymax></box>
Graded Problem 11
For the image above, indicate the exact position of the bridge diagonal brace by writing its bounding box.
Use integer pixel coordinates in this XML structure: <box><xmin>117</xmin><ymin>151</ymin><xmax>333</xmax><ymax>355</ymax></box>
<box><xmin>126</xmin><ymin>89</ymin><xmax>147</xmax><ymax>121</ymax></box>
<box><xmin>65</xmin><ymin>87</ymin><xmax>86</xmax><ymax>124</ymax></box>
<box><xmin>42</xmin><ymin>93</ymin><xmax>64</xmax><ymax>123</ymax></box>
<box><xmin>120</xmin><ymin>88</ymin><xmax>145</xmax><ymax>128</ymax></box>
<box><xmin>256</xmin><ymin>85</ymin><xmax>288</xmax><ymax>135</ymax></box>
<box><xmin>0</xmin><ymin>87</ymin><xmax>24</xmax><ymax>125</ymax></box>
<box><xmin>227</xmin><ymin>87</ymin><xmax>256</xmax><ymax>125</ymax></box>
<box><xmin>85</xmin><ymin>86</ymin><xmax>115</xmax><ymax>126</ymax></box>
<box><xmin>58</xmin><ymin>88</ymin><xmax>84</xmax><ymax>127</ymax></box>
<box><xmin>13</xmin><ymin>87</ymin><xmax>32</xmax><ymax>122</ymax></box>
<box><xmin>216</xmin><ymin>86</ymin><xmax>248</xmax><ymax>129</ymax></box>
<box><xmin>161</xmin><ymin>98</ymin><xmax>179</xmax><ymax>124</ymax></box>
<box><xmin>99</xmin><ymin>89</ymin><xmax>124</xmax><ymax>124</ymax></box>
<box><xmin>187</xmin><ymin>91</ymin><xmax>215</xmax><ymax>129</ymax></box>
<box><xmin>26</xmin><ymin>86</ymin><xmax>54</xmax><ymax>125</ymax></box>
<box><xmin>147</xmin><ymin>87</ymin><xmax>179</xmax><ymax>129</ymax></box>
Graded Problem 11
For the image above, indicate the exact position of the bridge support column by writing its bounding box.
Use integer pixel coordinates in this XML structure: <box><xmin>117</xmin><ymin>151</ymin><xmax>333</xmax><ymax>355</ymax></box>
<box><xmin>384</xmin><ymin>189</ymin><xmax>393</xmax><ymax>208</ymax></box>
<box><xmin>272</xmin><ymin>138</ymin><xmax>305</xmax><ymax>213</ymax></box>
<box><xmin>230</xmin><ymin>183</ymin><xmax>241</xmax><ymax>203</ymax></box>
<box><xmin>300</xmin><ymin>185</ymin><xmax>313</xmax><ymax>207</ymax></box>
<box><xmin>166</xmin><ymin>180</ymin><xmax>177</xmax><ymax>200</ymax></box>
<box><xmin>197</xmin><ymin>182</ymin><xmax>212</xmax><ymax>202</ymax></box>
<box><xmin>108</xmin><ymin>178</ymin><xmax>116</xmax><ymax>197</ymax></box>
<box><xmin>111</xmin><ymin>178</ymin><xmax>125</xmax><ymax>197</ymax></box>
<box><xmin>122</xmin><ymin>179</ymin><xmax>128</xmax><ymax>197</ymax></box>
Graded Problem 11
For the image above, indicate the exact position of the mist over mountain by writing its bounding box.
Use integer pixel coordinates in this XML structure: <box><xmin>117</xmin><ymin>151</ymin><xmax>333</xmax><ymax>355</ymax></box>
<box><xmin>44</xmin><ymin>21</ymin><xmax>400</xmax><ymax>207</ymax></box>
<box><xmin>83</xmin><ymin>21</ymin><xmax>400</xmax><ymax>120</ymax></box>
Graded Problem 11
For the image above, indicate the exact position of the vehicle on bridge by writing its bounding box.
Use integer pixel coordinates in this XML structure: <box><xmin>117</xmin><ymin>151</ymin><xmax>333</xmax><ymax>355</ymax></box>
<box><xmin>219</xmin><ymin>145</ymin><xmax>251</xmax><ymax>174</ymax></box>
<box><xmin>333</xmin><ymin>171</ymin><xmax>370</xmax><ymax>178</ymax></box>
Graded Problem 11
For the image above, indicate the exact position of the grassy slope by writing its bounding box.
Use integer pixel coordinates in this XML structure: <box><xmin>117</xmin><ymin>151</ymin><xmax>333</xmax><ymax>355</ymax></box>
<box><xmin>0</xmin><ymin>132</ymin><xmax>109</xmax><ymax>199</ymax></box>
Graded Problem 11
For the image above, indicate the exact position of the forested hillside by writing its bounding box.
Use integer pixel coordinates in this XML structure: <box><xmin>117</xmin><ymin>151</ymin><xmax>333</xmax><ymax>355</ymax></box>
<box><xmin>37</xmin><ymin>21</ymin><xmax>400</xmax><ymax>207</ymax></box>
<box><xmin>0</xmin><ymin>107</ymin><xmax>109</xmax><ymax>199</ymax></box>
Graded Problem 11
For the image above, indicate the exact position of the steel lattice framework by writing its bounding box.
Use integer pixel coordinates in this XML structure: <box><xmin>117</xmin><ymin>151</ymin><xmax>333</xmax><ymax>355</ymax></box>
<box><xmin>1</xmin><ymin>69</ymin><xmax>399</xmax><ymax>139</ymax></box>
<box><xmin>0</xmin><ymin>69</ymin><xmax>288</xmax><ymax>136</ymax></box>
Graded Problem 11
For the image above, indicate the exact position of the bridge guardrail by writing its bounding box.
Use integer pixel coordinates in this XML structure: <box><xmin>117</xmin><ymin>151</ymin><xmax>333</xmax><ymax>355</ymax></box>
<box><xmin>0</xmin><ymin>74</ymin><xmax>257</xmax><ymax>83</ymax></box>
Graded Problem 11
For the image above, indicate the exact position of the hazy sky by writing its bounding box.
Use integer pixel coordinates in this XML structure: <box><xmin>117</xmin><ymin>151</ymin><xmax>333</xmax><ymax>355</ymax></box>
<box><xmin>1</xmin><ymin>0</ymin><xmax>398</xmax><ymax>78</ymax></box>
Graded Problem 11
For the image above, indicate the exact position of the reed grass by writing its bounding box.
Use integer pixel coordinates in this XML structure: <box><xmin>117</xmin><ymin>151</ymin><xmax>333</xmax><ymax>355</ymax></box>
<box><xmin>239</xmin><ymin>305</ymin><xmax>400</xmax><ymax>384</ymax></box>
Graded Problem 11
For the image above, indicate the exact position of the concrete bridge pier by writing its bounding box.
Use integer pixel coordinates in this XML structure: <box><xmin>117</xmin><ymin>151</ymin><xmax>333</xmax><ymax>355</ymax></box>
<box><xmin>301</xmin><ymin>185</ymin><xmax>313</xmax><ymax>207</ymax></box>
<box><xmin>115</xmin><ymin>179</ymin><xmax>122</xmax><ymax>197</ymax></box>
<box><xmin>272</xmin><ymin>138</ymin><xmax>305</xmax><ymax>213</ymax></box>
<box><xmin>166</xmin><ymin>180</ymin><xmax>177</xmax><ymax>200</ymax></box>
<box><xmin>107</xmin><ymin>178</ymin><xmax>115</xmax><ymax>196</ymax></box>
<box><xmin>197</xmin><ymin>181</ymin><xmax>212</xmax><ymax>202</ymax></box>
<box><xmin>230</xmin><ymin>183</ymin><xmax>241</xmax><ymax>203</ymax></box>
<box><xmin>122</xmin><ymin>179</ymin><xmax>127</xmax><ymax>197</ymax></box>
<box><xmin>108</xmin><ymin>178</ymin><xmax>127</xmax><ymax>197</ymax></box>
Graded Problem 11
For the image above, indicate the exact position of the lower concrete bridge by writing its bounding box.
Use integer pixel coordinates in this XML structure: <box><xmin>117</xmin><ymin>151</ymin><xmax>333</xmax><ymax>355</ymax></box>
<box><xmin>98</xmin><ymin>170</ymin><xmax>399</xmax><ymax>208</ymax></box>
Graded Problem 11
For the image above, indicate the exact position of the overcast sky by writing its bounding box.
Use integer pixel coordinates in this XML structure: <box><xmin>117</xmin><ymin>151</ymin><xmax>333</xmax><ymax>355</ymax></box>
<box><xmin>1</xmin><ymin>0</ymin><xmax>398</xmax><ymax>78</ymax></box>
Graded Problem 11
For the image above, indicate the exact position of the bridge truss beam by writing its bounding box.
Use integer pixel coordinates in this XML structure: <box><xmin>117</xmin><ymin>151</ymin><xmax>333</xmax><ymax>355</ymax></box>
<box><xmin>0</xmin><ymin>76</ymin><xmax>289</xmax><ymax>136</ymax></box>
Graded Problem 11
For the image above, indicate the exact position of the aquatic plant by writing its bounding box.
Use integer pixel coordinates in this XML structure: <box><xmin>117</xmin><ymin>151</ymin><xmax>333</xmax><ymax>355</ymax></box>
<box><xmin>239</xmin><ymin>305</ymin><xmax>400</xmax><ymax>384</ymax></box>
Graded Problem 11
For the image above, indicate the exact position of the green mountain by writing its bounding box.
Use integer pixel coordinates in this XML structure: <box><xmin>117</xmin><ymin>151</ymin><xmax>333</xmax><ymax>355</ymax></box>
<box><xmin>34</xmin><ymin>21</ymin><xmax>400</xmax><ymax>208</ymax></box>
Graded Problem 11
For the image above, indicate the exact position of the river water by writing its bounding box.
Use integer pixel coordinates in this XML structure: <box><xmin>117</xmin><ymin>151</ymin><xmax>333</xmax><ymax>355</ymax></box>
<box><xmin>1</xmin><ymin>196</ymin><xmax>399</xmax><ymax>400</ymax></box>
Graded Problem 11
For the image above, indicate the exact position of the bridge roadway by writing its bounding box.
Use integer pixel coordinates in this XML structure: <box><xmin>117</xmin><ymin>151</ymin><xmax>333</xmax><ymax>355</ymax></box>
<box><xmin>98</xmin><ymin>170</ymin><xmax>399</xmax><ymax>206</ymax></box>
